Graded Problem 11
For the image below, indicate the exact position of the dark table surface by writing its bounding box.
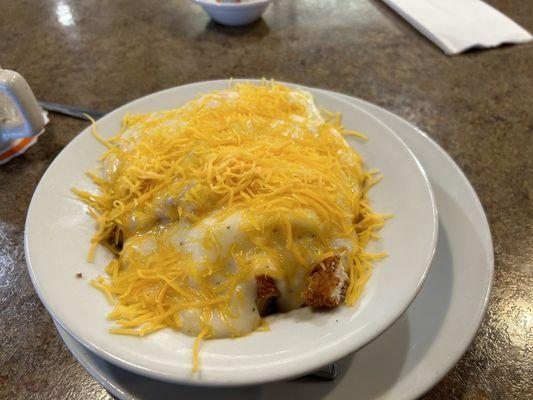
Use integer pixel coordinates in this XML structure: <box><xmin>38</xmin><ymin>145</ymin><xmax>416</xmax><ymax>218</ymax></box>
<box><xmin>1</xmin><ymin>1</ymin><xmax>532</xmax><ymax>399</ymax></box>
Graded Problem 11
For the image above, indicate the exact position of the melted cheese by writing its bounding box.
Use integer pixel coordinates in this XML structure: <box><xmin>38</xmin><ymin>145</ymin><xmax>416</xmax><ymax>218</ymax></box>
<box><xmin>74</xmin><ymin>81</ymin><xmax>385</xmax><ymax>370</ymax></box>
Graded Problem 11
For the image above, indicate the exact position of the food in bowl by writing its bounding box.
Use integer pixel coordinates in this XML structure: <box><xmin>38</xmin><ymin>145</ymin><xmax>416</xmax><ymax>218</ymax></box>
<box><xmin>74</xmin><ymin>81</ymin><xmax>385</xmax><ymax>370</ymax></box>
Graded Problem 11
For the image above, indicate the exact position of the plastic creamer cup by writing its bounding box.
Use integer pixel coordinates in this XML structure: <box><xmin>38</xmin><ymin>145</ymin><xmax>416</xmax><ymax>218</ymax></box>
<box><xmin>0</xmin><ymin>68</ymin><xmax>45</xmax><ymax>164</ymax></box>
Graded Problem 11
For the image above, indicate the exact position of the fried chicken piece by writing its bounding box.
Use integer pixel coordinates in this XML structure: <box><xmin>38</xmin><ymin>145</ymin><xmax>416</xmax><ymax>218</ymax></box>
<box><xmin>303</xmin><ymin>255</ymin><xmax>348</xmax><ymax>308</ymax></box>
<box><xmin>255</xmin><ymin>274</ymin><xmax>280</xmax><ymax>316</ymax></box>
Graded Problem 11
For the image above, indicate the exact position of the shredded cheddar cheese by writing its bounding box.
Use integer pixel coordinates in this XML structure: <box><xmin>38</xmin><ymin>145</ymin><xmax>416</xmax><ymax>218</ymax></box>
<box><xmin>74</xmin><ymin>81</ymin><xmax>385</xmax><ymax>371</ymax></box>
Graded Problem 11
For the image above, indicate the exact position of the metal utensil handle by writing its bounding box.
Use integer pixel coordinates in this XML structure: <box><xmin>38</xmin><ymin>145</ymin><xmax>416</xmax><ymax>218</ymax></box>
<box><xmin>311</xmin><ymin>363</ymin><xmax>338</xmax><ymax>380</ymax></box>
<box><xmin>38</xmin><ymin>100</ymin><xmax>105</xmax><ymax>121</ymax></box>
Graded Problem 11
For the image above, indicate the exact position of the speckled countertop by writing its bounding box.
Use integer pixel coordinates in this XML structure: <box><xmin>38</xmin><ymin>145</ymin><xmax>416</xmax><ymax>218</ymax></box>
<box><xmin>1</xmin><ymin>1</ymin><xmax>532</xmax><ymax>399</ymax></box>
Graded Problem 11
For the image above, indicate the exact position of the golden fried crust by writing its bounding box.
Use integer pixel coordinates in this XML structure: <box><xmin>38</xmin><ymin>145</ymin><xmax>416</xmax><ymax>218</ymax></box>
<box><xmin>303</xmin><ymin>255</ymin><xmax>348</xmax><ymax>308</ymax></box>
<box><xmin>255</xmin><ymin>275</ymin><xmax>281</xmax><ymax>316</ymax></box>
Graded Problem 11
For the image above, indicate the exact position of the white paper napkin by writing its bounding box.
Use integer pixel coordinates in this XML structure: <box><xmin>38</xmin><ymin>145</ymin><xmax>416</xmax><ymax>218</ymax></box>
<box><xmin>382</xmin><ymin>0</ymin><xmax>532</xmax><ymax>55</ymax></box>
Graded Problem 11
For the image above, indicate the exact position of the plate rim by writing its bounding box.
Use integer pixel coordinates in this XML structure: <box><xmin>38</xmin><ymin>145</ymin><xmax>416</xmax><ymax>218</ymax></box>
<box><xmin>339</xmin><ymin>94</ymin><xmax>494</xmax><ymax>399</ymax></box>
<box><xmin>25</xmin><ymin>79</ymin><xmax>438</xmax><ymax>385</ymax></box>
<box><xmin>54</xmin><ymin>88</ymin><xmax>493</xmax><ymax>400</ymax></box>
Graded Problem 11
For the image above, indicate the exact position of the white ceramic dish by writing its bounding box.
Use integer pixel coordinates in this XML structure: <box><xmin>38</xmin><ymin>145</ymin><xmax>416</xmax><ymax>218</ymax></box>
<box><xmin>54</xmin><ymin>90</ymin><xmax>493</xmax><ymax>400</ymax></box>
<box><xmin>25</xmin><ymin>80</ymin><xmax>437</xmax><ymax>385</ymax></box>
<box><xmin>193</xmin><ymin>0</ymin><xmax>271</xmax><ymax>26</ymax></box>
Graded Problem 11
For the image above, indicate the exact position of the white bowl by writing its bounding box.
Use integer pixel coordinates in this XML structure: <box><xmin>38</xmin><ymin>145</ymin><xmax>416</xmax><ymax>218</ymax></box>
<box><xmin>193</xmin><ymin>0</ymin><xmax>271</xmax><ymax>26</ymax></box>
<box><xmin>25</xmin><ymin>80</ymin><xmax>437</xmax><ymax>386</ymax></box>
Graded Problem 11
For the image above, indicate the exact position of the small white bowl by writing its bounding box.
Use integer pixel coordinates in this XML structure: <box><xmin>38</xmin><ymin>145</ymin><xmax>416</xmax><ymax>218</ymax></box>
<box><xmin>194</xmin><ymin>0</ymin><xmax>272</xmax><ymax>26</ymax></box>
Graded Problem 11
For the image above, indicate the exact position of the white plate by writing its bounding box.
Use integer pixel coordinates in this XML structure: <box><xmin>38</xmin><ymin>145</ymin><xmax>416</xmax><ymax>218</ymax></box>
<box><xmin>55</xmin><ymin>90</ymin><xmax>493</xmax><ymax>400</ymax></box>
<box><xmin>25</xmin><ymin>80</ymin><xmax>437</xmax><ymax>385</ymax></box>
